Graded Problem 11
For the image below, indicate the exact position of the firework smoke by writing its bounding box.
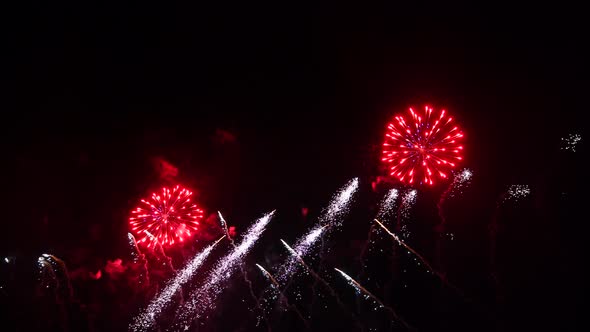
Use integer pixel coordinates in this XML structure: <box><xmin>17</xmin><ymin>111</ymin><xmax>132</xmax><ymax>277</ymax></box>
<box><xmin>130</xmin><ymin>236</ymin><xmax>225</xmax><ymax>331</ymax></box>
<box><xmin>128</xmin><ymin>233</ymin><xmax>150</xmax><ymax>287</ymax></box>
<box><xmin>174</xmin><ymin>211</ymin><xmax>275</xmax><ymax>330</ymax></box>
<box><xmin>335</xmin><ymin>268</ymin><xmax>412</xmax><ymax>330</ymax></box>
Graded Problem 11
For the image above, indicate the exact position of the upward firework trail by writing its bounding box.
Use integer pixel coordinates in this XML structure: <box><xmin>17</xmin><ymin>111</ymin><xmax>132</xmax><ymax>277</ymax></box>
<box><xmin>219</xmin><ymin>212</ymin><xmax>269</xmax><ymax>330</ymax></box>
<box><xmin>175</xmin><ymin>211</ymin><xmax>275</xmax><ymax>329</ymax></box>
<box><xmin>335</xmin><ymin>268</ymin><xmax>412</xmax><ymax>330</ymax></box>
<box><xmin>130</xmin><ymin>236</ymin><xmax>225</xmax><ymax>331</ymax></box>
<box><xmin>276</xmin><ymin>178</ymin><xmax>359</xmax><ymax>285</ymax></box>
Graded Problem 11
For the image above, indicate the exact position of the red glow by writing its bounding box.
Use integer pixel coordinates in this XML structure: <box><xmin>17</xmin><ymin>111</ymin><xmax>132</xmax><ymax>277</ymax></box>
<box><xmin>382</xmin><ymin>105</ymin><xmax>465</xmax><ymax>185</ymax></box>
<box><xmin>129</xmin><ymin>185</ymin><xmax>204</xmax><ymax>248</ymax></box>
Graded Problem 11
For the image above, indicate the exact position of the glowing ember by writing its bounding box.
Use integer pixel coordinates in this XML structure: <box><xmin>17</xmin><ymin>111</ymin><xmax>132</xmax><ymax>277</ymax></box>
<box><xmin>129</xmin><ymin>185</ymin><xmax>204</xmax><ymax>247</ymax></box>
<box><xmin>382</xmin><ymin>105</ymin><xmax>465</xmax><ymax>185</ymax></box>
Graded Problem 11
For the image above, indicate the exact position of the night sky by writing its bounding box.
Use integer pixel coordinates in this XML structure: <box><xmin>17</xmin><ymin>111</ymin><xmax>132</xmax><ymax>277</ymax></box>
<box><xmin>1</xmin><ymin>2</ymin><xmax>588</xmax><ymax>331</ymax></box>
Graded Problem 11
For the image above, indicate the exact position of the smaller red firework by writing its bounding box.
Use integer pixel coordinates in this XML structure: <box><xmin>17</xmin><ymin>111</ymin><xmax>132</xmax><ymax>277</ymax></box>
<box><xmin>129</xmin><ymin>185</ymin><xmax>204</xmax><ymax>247</ymax></box>
<box><xmin>382</xmin><ymin>105</ymin><xmax>465</xmax><ymax>185</ymax></box>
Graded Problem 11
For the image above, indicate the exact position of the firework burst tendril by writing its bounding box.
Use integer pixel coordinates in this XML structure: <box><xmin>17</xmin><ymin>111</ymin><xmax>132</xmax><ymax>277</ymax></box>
<box><xmin>129</xmin><ymin>185</ymin><xmax>204</xmax><ymax>248</ymax></box>
<box><xmin>382</xmin><ymin>105</ymin><xmax>465</xmax><ymax>185</ymax></box>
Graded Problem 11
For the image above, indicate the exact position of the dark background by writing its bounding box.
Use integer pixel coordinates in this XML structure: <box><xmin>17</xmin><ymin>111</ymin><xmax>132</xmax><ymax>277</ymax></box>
<box><xmin>0</xmin><ymin>1</ymin><xmax>587</xmax><ymax>331</ymax></box>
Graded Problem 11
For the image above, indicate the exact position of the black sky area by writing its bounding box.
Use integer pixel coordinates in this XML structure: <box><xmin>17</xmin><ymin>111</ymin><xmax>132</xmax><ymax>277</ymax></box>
<box><xmin>0</xmin><ymin>2</ymin><xmax>588</xmax><ymax>331</ymax></box>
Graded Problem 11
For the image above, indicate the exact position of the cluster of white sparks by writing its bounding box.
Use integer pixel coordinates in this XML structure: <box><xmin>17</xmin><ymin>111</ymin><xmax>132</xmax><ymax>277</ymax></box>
<box><xmin>448</xmin><ymin>168</ymin><xmax>473</xmax><ymax>198</ymax></box>
<box><xmin>561</xmin><ymin>133</ymin><xmax>582</xmax><ymax>152</ymax></box>
<box><xmin>130</xmin><ymin>236</ymin><xmax>225</xmax><ymax>331</ymax></box>
<box><xmin>174</xmin><ymin>211</ymin><xmax>275</xmax><ymax>329</ymax></box>
<box><xmin>376</xmin><ymin>188</ymin><xmax>399</xmax><ymax>219</ymax></box>
<box><xmin>275</xmin><ymin>178</ymin><xmax>359</xmax><ymax>284</ymax></box>
<box><xmin>505</xmin><ymin>184</ymin><xmax>531</xmax><ymax>202</ymax></box>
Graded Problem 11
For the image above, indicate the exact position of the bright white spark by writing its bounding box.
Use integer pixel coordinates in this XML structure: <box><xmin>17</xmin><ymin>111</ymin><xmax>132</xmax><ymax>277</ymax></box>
<box><xmin>175</xmin><ymin>211</ymin><xmax>275</xmax><ymax>328</ymax></box>
<box><xmin>130</xmin><ymin>236</ymin><xmax>224</xmax><ymax>331</ymax></box>
<box><xmin>448</xmin><ymin>168</ymin><xmax>473</xmax><ymax>198</ymax></box>
<box><xmin>561</xmin><ymin>133</ymin><xmax>582</xmax><ymax>152</ymax></box>
<box><xmin>377</xmin><ymin>188</ymin><xmax>399</xmax><ymax>219</ymax></box>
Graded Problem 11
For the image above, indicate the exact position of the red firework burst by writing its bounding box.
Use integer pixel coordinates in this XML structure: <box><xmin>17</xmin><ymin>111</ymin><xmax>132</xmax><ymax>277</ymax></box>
<box><xmin>382</xmin><ymin>105</ymin><xmax>465</xmax><ymax>185</ymax></box>
<box><xmin>129</xmin><ymin>185</ymin><xmax>204</xmax><ymax>247</ymax></box>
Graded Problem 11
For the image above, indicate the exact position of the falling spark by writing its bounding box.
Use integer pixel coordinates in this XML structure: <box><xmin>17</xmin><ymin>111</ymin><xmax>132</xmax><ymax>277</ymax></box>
<box><xmin>175</xmin><ymin>211</ymin><xmax>275</xmax><ymax>329</ymax></box>
<box><xmin>130</xmin><ymin>236</ymin><xmax>225</xmax><ymax>331</ymax></box>
<box><xmin>335</xmin><ymin>268</ymin><xmax>412</xmax><ymax>330</ymax></box>
<box><xmin>561</xmin><ymin>133</ymin><xmax>582</xmax><ymax>152</ymax></box>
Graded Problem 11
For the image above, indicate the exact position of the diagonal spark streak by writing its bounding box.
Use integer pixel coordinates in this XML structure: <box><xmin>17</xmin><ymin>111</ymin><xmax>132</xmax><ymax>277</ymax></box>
<box><xmin>130</xmin><ymin>236</ymin><xmax>225</xmax><ymax>331</ymax></box>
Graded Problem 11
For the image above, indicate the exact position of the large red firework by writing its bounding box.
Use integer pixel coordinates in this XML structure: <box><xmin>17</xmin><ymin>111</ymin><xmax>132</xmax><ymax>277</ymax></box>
<box><xmin>129</xmin><ymin>185</ymin><xmax>204</xmax><ymax>247</ymax></box>
<box><xmin>382</xmin><ymin>105</ymin><xmax>464</xmax><ymax>185</ymax></box>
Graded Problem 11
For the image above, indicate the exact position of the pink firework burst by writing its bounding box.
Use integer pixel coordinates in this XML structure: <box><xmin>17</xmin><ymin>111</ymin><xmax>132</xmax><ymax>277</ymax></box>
<box><xmin>129</xmin><ymin>185</ymin><xmax>204</xmax><ymax>247</ymax></box>
<box><xmin>382</xmin><ymin>105</ymin><xmax>465</xmax><ymax>185</ymax></box>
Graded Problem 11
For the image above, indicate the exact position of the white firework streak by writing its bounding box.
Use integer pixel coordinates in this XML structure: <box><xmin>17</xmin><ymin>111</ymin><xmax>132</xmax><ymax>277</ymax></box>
<box><xmin>130</xmin><ymin>236</ymin><xmax>225</xmax><ymax>331</ymax></box>
<box><xmin>275</xmin><ymin>178</ymin><xmax>359</xmax><ymax>284</ymax></box>
<box><xmin>174</xmin><ymin>211</ymin><xmax>275</xmax><ymax>329</ymax></box>
<box><xmin>377</xmin><ymin>188</ymin><xmax>399</xmax><ymax>219</ymax></box>
<box><xmin>397</xmin><ymin>189</ymin><xmax>417</xmax><ymax>239</ymax></box>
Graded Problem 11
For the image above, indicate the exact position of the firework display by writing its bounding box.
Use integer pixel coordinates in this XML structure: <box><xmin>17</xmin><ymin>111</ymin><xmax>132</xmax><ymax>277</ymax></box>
<box><xmin>129</xmin><ymin>185</ymin><xmax>204</xmax><ymax>247</ymax></box>
<box><xmin>382</xmin><ymin>105</ymin><xmax>465</xmax><ymax>185</ymax></box>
